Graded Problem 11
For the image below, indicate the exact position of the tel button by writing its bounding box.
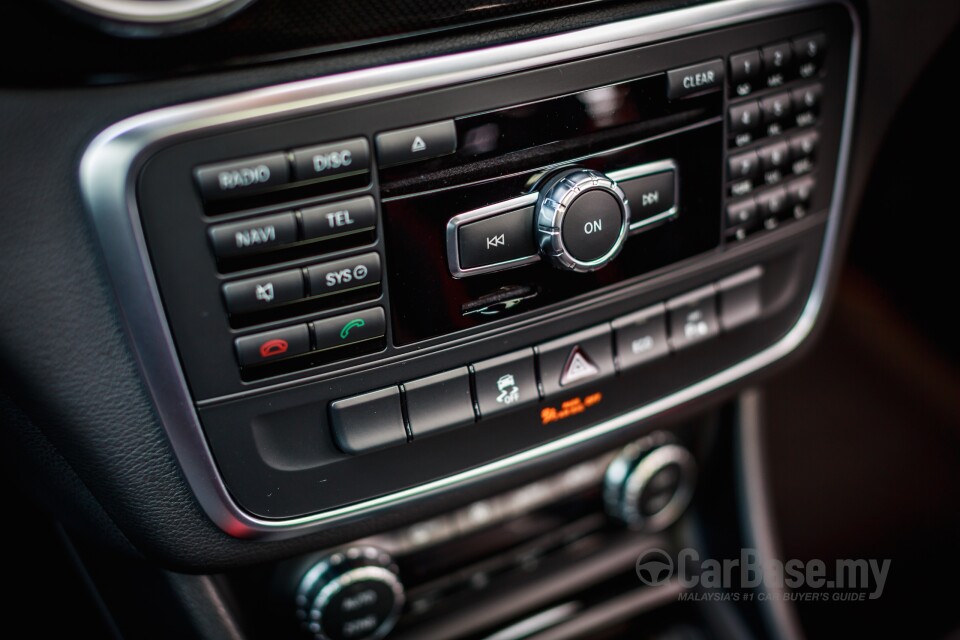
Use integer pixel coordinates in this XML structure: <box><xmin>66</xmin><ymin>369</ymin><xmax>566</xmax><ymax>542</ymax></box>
<box><xmin>234</xmin><ymin>324</ymin><xmax>309</xmax><ymax>367</ymax></box>
<box><xmin>456</xmin><ymin>206</ymin><xmax>537</xmax><ymax>271</ymax></box>
<box><xmin>313</xmin><ymin>307</ymin><xmax>386</xmax><ymax>351</ymax></box>
<box><xmin>291</xmin><ymin>137</ymin><xmax>371</xmax><ymax>182</ymax></box>
<box><xmin>301</xmin><ymin>196</ymin><xmax>377</xmax><ymax>241</ymax></box>
<box><xmin>306</xmin><ymin>252</ymin><xmax>381</xmax><ymax>297</ymax></box>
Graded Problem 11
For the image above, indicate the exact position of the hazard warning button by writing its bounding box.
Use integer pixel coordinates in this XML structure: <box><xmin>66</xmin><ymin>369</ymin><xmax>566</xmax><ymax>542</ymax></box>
<box><xmin>537</xmin><ymin>324</ymin><xmax>615</xmax><ymax>397</ymax></box>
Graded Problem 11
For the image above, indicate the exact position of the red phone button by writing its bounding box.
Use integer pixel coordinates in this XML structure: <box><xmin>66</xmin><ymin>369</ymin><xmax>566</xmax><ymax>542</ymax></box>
<box><xmin>235</xmin><ymin>325</ymin><xmax>309</xmax><ymax>366</ymax></box>
<box><xmin>259</xmin><ymin>338</ymin><xmax>289</xmax><ymax>359</ymax></box>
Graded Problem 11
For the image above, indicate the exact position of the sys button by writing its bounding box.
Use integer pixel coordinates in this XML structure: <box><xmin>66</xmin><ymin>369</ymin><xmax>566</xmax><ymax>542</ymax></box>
<box><xmin>306</xmin><ymin>252</ymin><xmax>381</xmax><ymax>297</ymax></box>
<box><xmin>456</xmin><ymin>206</ymin><xmax>537</xmax><ymax>272</ymax></box>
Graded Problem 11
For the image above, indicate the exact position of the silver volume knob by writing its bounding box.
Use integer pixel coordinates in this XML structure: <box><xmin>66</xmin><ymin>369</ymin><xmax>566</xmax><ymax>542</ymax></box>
<box><xmin>536</xmin><ymin>168</ymin><xmax>630</xmax><ymax>272</ymax></box>
<box><xmin>294</xmin><ymin>546</ymin><xmax>404</xmax><ymax>640</ymax></box>
<box><xmin>604</xmin><ymin>432</ymin><xmax>697</xmax><ymax>531</ymax></box>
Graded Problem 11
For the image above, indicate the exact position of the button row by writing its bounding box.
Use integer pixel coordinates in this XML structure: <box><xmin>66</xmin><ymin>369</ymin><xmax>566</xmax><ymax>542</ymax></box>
<box><xmin>729</xmin><ymin>82</ymin><xmax>821</xmax><ymax>147</ymax></box>
<box><xmin>222</xmin><ymin>251</ymin><xmax>382</xmax><ymax>315</ymax></box>
<box><xmin>728</xmin><ymin>130</ymin><xmax>818</xmax><ymax>196</ymax></box>
<box><xmin>726</xmin><ymin>176</ymin><xmax>815</xmax><ymax>238</ymax></box>
<box><xmin>235</xmin><ymin>306</ymin><xmax>386</xmax><ymax>367</ymax></box>
<box><xmin>328</xmin><ymin>267</ymin><xmax>764</xmax><ymax>454</ymax></box>
<box><xmin>447</xmin><ymin>163</ymin><xmax>677</xmax><ymax>277</ymax></box>
<box><xmin>208</xmin><ymin>195</ymin><xmax>377</xmax><ymax>260</ymax></box>
<box><xmin>196</xmin><ymin>120</ymin><xmax>459</xmax><ymax>202</ymax></box>
<box><xmin>195</xmin><ymin>138</ymin><xmax>371</xmax><ymax>202</ymax></box>
<box><xmin>729</xmin><ymin>32</ymin><xmax>825</xmax><ymax>97</ymax></box>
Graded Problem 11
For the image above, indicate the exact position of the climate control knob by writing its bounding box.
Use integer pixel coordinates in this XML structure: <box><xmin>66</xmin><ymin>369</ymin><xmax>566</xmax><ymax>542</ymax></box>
<box><xmin>535</xmin><ymin>168</ymin><xmax>630</xmax><ymax>272</ymax></box>
<box><xmin>604</xmin><ymin>433</ymin><xmax>697</xmax><ymax>531</ymax></box>
<box><xmin>294</xmin><ymin>546</ymin><xmax>404</xmax><ymax>640</ymax></box>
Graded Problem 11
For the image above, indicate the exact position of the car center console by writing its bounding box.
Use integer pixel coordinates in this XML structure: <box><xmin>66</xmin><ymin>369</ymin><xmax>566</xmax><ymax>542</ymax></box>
<box><xmin>82</xmin><ymin>0</ymin><xmax>858</xmax><ymax>540</ymax></box>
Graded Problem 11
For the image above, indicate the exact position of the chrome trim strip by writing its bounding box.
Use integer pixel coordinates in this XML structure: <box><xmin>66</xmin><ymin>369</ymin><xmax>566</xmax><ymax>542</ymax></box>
<box><xmin>445</xmin><ymin>193</ymin><xmax>541</xmax><ymax>278</ymax></box>
<box><xmin>61</xmin><ymin>0</ymin><xmax>249</xmax><ymax>23</ymax></box>
<box><xmin>80</xmin><ymin>0</ymin><xmax>859</xmax><ymax>539</ymax></box>
<box><xmin>607</xmin><ymin>160</ymin><xmax>680</xmax><ymax>233</ymax></box>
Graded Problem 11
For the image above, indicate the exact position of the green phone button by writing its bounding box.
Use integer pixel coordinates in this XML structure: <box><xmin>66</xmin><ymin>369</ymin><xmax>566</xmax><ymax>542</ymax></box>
<box><xmin>314</xmin><ymin>308</ymin><xmax>386</xmax><ymax>351</ymax></box>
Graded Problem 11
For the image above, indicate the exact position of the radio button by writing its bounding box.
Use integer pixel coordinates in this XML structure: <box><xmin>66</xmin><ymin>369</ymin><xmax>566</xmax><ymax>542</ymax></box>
<box><xmin>618</xmin><ymin>170</ymin><xmax>676</xmax><ymax>228</ymax></box>
<box><xmin>538</xmin><ymin>325</ymin><xmax>615</xmax><ymax>397</ymax></box>
<box><xmin>666</xmin><ymin>58</ymin><xmax>724</xmax><ymax>99</ymax></box>
<box><xmin>235</xmin><ymin>324</ymin><xmax>309</xmax><ymax>367</ymax></box>
<box><xmin>329</xmin><ymin>387</ymin><xmax>407</xmax><ymax>454</ymax></box>
<box><xmin>376</xmin><ymin>120</ymin><xmax>457</xmax><ymax>168</ymax></box>
<box><xmin>313</xmin><ymin>307</ymin><xmax>386</xmax><ymax>351</ymax></box>
<box><xmin>222</xmin><ymin>269</ymin><xmax>304</xmax><ymax>315</ymax></box>
<box><xmin>302</xmin><ymin>196</ymin><xmax>377</xmax><ymax>241</ymax></box>
<box><xmin>473</xmin><ymin>349</ymin><xmax>539</xmax><ymax>419</ymax></box>
<box><xmin>457</xmin><ymin>206</ymin><xmax>537</xmax><ymax>271</ymax></box>
<box><xmin>666</xmin><ymin>286</ymin><xmax>720</xmax><ymax>351</ymax></box>
<box><xmin>306</xmin><ymin>252</ymin><xmax>381</xmax><ymax>298</ymax></box>
<box><xmin>291</xmin><ymin>137</ymin><xmax>370</xmax><ymax>183</ymax></box>
<box><xmin>195</xmin><ymin>153</ymin><xmax>289</xmax><ymax>202</ymax></box>
<box><xmin>208</xmin><ymin>211</ymin><xmax>298</xmax><ymax>259</ymax></box>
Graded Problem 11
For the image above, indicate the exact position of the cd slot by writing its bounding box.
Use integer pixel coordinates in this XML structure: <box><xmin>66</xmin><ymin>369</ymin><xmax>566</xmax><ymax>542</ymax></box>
<box><xmin>380</xmin><ymin>73</ymin><xmax>722</xmax><ymax>198</ymax></box>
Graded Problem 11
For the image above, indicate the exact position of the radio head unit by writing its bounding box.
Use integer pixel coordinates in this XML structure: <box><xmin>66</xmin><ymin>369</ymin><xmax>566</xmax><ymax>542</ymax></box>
<box><xmin>82</xmin><ymin>0</ymin><xmax>858</xmax><ymax>537</ymax></box>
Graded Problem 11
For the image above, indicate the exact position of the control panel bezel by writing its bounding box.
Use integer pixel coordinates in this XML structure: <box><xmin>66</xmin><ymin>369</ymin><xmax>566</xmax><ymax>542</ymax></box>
<box><xmin>80</xmin><ymin>0</ymin><xmax>860</xmax><ymax>539</ymax></box>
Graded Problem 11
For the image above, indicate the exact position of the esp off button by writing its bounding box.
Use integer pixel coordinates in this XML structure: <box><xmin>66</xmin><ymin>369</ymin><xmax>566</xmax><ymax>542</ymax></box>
<box><xmin>666</xmin><ymin>59</ymin><xmax>725</xmax><ymax>99</ymax></box>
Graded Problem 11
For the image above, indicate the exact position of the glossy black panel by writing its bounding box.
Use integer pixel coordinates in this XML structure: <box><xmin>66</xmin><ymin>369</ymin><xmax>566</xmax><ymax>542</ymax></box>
<box><xmin>5</xmin><ymin>0</ymin><xmax>615</xmax><ymax>84</ymax></box>
<box><xmin>380</xmin><ymin>74</ymin><xmax>717</xmax><ymax>196</ymax></box>
<box><xmin>383</xmin><ymin>122</ymin><xmax>723</xmax><ymax>344</ymax></box>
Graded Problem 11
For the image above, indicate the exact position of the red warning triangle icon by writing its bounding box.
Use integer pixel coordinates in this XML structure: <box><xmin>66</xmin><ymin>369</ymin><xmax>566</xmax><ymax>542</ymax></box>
<box><xmin>560</xmin><ymin>346</ymin><xmax>600</xmax><ymax>386</ymax></box>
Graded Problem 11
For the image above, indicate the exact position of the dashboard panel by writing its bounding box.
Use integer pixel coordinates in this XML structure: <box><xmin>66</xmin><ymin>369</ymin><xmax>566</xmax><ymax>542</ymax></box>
<box><xmin>83</xmin><ymin>0</ymin><xmax>856</xmax><ymax>534</ymax></box>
